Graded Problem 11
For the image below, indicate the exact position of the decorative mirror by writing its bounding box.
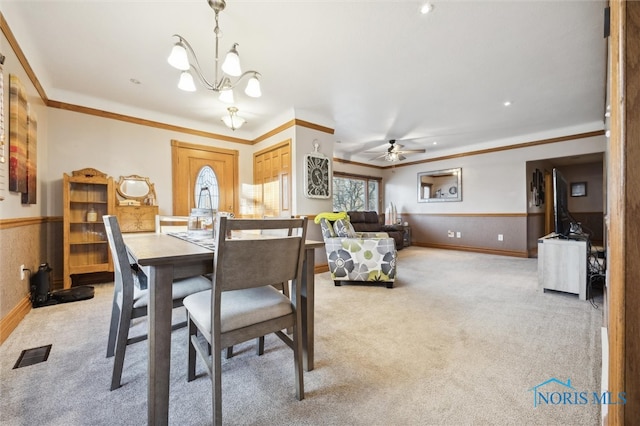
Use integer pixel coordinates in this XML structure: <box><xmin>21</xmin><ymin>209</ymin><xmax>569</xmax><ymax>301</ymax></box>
<box><xmin>417</xmin><ymin>168</ymin><xmax>462</xmax><ymax>202</ymax></box>
<box><xmin>116</xmin><ymin>175</ymin><xmax>157</xmax><ymax>205</ymax></box>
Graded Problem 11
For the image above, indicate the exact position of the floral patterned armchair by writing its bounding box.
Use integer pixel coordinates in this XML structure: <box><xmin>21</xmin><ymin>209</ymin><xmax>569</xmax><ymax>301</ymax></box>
<box><xmin>317</xmin><ymin>214</ymin><xmax>397</xmax><ymax>288</ymax></box>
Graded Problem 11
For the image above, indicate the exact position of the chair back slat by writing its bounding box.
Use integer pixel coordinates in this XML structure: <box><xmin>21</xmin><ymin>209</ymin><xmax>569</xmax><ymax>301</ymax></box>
<box><xmin>213</xmin><ymin>218</ymin><xmax>307</xmax><ymax>293</ymax></box>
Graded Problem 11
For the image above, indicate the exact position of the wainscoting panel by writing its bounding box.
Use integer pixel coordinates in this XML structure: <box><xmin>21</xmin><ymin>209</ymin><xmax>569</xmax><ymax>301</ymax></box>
<box><xmin>0</xmin><ymin>217</ymin><xmax>64</xmax><ymax>342</ymax></box>
<box><xmin>402</xmin><ymin>213</ymin><xmax>528</xmax><ymax>257</ymax></box>
<box><xmin>527</xmin><ymin>212</ymin><xmax>546</xmax><ymax>256</ymax></box>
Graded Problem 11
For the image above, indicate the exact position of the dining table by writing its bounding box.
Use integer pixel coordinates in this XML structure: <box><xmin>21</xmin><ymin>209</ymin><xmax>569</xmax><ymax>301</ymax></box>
<box><xmin>122</xmin><ymin>231</ymin><xmax>324</xmax><ymax>426</ymax></box>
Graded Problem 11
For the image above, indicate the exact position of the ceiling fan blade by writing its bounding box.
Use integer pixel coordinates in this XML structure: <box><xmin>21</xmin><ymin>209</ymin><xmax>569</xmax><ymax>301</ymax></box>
<box><xmin>369</xmin><ymin>153</ymin><xmax>387</xmax><ymax>160</ymax></box>
<box><xmin>397</xmin><ymin>149</ymin><xmax>426</xmax><ymax>154</ymax></box>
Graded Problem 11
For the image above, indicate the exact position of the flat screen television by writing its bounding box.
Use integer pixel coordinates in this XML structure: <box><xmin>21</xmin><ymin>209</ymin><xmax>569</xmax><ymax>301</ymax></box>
<box><xmin>552</xmin><ymin>168</ymin><xmax>572</xmax><ymax>236</ymax></box>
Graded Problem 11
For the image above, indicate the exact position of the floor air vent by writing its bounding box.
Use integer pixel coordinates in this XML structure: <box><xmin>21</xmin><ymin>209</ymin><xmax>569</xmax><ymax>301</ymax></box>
<box><xmin>13</xmin><ymin>344</ymin><xmax>52</xmax><ymax>369</ymax></box>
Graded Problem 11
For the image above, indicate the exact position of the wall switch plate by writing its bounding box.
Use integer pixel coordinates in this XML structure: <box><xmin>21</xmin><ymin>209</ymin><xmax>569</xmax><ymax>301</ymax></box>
<box><xmin>20</xmin><ymin>264</ymin><xmax>25</xmax><ymax>280</ymax></box>
<box><xmin>456</xmin><ymin>232</ymin><xmax>461</xmax><ymax>238</ymax></box>
<box><xmin>498</xmin><ymin>234</ymin><xmax>504</xmax><ymax>241</ymax></box>
<box><xmin>448</xmin><ymin>230</ymin><xmax>454</xmax><ymax>238</ymax></box>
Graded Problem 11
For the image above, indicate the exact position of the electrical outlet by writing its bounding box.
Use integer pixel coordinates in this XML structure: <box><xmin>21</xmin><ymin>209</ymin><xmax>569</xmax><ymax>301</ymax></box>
<box><xmin>20</xmin><ymin>264</ymin><xmax>25</xmax><ymax>280</ymax></box>
<box><xmin>448</xmin><ymin>230</ymin><xmax>454</xmax><ymax>238</ymax></box>
<box><xmin>498</xmin><ymin>234</ymin><xmax>504</xmax><ymax>241</ymax></box>
<box><xmin>456</xmin><ymin>232</ymin><xmax>461</xmax><ymax>238</ymax></box>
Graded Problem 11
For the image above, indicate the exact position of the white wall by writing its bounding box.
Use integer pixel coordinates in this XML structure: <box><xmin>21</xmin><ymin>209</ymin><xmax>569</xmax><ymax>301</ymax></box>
<box><xmin>46</xmin><ymin>108</ymin><xmax>256</xmax><ymax>217</ymax></box>
<box><xmin>382</xmin><ymin>134</ymin><xmax>606</xmax><ymax>216</ymax></box>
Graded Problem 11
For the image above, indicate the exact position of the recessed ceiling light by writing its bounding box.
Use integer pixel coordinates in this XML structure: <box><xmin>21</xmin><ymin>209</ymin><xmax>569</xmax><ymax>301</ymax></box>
<box><xmin>503</xmin><ymin>101</ymin><xmax>512</xmax><ymax>107</ymax></box>
<box><xmin>420</xmin><ymin>3</ymin><xmax>434</xmax><ymax>14</ymax></box>
<box><xmin>433</xmin><ymin>141</ymin><xmax>438</xmax><ymax>145</ymax></box>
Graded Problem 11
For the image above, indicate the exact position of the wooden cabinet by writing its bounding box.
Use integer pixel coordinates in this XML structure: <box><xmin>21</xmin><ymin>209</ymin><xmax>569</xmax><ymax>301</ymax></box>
<box><xmin>63</xmin><ymin>168</ymin><xmax>114</xmax><ymax>289</ymax></box>
<box><xmin>115</xmin><ymin>205</ymin><xmax>158</xmax><ymax>233</ymax></box>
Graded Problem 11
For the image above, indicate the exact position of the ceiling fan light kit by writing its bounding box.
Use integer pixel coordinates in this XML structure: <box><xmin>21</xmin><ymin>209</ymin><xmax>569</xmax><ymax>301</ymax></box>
<box><xmin>365</xmin><ymin>139</ymin><xmax>427</xmax><ymax>162</ymax></box>
<box><xmin>167</xmin><ymin>0</ymin><xmax>262</xmax><ymax>103</ymax></box>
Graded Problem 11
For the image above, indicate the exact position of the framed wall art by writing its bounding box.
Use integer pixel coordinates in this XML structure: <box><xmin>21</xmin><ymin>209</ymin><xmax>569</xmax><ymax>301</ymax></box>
<box><xmin>304</xmin><ymin>145</ymin><xmax>331</xmax><ymax>199</ymax></box>
<box><xmin>9</xmin><ymin>74</ymin><xmax>28</xmax><ymax>194</ymax></box>
<box><xmin>571</xmin><ymin>182</ymin><xmax>587</xmax><ymax>197</ymax></box>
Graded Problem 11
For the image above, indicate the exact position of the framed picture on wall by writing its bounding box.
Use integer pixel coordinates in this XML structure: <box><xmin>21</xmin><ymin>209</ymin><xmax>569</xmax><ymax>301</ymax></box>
<box><xmin>571</xmin><ymin>182</ymin><xmax>587</xmax><ymax>197</ymax></box>
<box><xmin>304</xmin><ymin>152</ymin><xmax>331</xmax><ymax>199</ymax></box>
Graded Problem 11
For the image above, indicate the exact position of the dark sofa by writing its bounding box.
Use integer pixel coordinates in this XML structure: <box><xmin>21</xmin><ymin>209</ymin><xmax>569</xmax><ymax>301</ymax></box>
<box><xmin>347</xmin><ymin>211</ymin><xmax>405</xmax><ymax>250</ymax></box>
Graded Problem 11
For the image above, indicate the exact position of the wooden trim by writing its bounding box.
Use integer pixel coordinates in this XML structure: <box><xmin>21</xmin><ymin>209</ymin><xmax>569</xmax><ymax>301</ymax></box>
<box><xmin>413</xmin><ymin>242</ymin><xmax>529</xmax><ymax>258</ymax></box>
<box><xmin>333</xmin><ymin>157</ymin><xmax>386</xmax><ymax>170</ymax></box>
<box><xmin>253</xmin><ymin>120</ymin><xmax>296</xmax><ymax>144</ymax></box>
<box><xmin>334</xmin><ymin>171</ymin><xmax>383</xmax><ymax>181</ymax></box>
<box><xmin>0</xmin><ymin>295</ymin><xmax>31</xmax><ymax>345</ymax></box>
<box><xmin>384</xmin><ymin>130</ymin><xmax>605</xmax><ymax>169</ymax></box>
<box><xmin>0</xmin><ymin>216</ymin><xmax>51</xmax><ymax>229</ymax></box>
<box><xmin>624</xmin><ymin>3</ymin><xmax>640</xmax><ymax>420</ymax></box>
<box><xmin>293</xmin><ymin>119</ymin><xmax>334</xmax><ymax>135</ymax></box>
<box><xmin>0</xmin><ymin>13</ymin><xmax>48</xmax><ymax>103</ymax></box>
<box><xmin>1</xmin><ymin>13</ymin><xmax>603</xmax><ymax>169</ymax></box>
<box><xmin>252</xmin><ymin>119</ymin><xmax>334</xmax><ymax>145</ymax></box>
<box><xmin>609</xmin><ymin>1</ymin><xmax>640</xmax><ymax>423</ymax></box>
<box><xmin>48</xmin><ymin>101</ymin><xmax>251</xmax><ymax>144</ymax></box>
<box><xmin>608</xmin><ymin>2</ymin><xmax>625</xmax><ymax>424</ymax></box>
<box><xmin>170</xmin><ymin>139</ymin><xmax>240</xmax><ymax>155</ymax></box>
<box><xmin>333</xmin><ymin>131</ymin><xmax>604</xmax><ymax>171</ymax></box>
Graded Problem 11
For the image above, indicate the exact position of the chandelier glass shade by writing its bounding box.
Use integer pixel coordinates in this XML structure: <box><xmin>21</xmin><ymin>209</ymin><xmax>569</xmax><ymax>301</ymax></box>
<box><xmin>167</xmin><ymin>0</ymin><xmax>262</xmax><ymax>103</ymax></box>
<box><xmin>221</xmin><ymin>107</ymin><xmax>246</xmax><ymax>131</ymax></box>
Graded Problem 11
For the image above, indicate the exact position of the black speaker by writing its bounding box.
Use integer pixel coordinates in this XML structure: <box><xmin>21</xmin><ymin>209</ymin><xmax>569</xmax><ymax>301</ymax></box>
<box><xmin>30</xmin><ymin>263</ymin><xmax>55</xmax><ymax>308</ymax></box>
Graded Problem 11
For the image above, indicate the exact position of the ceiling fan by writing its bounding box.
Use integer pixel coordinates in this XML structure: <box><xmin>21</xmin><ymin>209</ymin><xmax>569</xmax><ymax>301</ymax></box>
<box><xmin>365</xmin><ymin>139</ymin><xmax>426</xmax><ymax>162</ymax></box>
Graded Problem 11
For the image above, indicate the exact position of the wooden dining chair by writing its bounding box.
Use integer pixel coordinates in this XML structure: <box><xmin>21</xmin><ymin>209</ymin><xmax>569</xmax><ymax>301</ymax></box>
<box><xmin>103</xmin><ymin>215</ymin><xmax>211</xmax><ymax>391</ymax></box>
<box><xmin>183</xmin><ymin>217</ymin><xmax>308</xmax><ymax>425</ymax></box>
<box><xmin>155</xmin><ymin>214</ymin><xmax>190</xmax><ymax>233</ymax></box>
<box><xmin>224</xmin><ymin>217</ymin><xmax>296</xmax><ymax>358</ymax></box>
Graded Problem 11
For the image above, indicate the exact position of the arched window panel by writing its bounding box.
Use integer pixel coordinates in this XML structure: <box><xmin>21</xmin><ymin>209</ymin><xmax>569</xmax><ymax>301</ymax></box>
<box><xmin>194</xmin><ymin>166</ymin><xmax>220</xmax><ymax>210</ymax></box>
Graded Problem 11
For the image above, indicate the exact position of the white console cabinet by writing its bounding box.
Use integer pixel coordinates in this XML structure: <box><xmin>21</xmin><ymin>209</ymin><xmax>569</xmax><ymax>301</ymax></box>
<box><xmin>538</xmin><ymin>234</ymin><xmax>587</xmax><ymax>300</ymax></box>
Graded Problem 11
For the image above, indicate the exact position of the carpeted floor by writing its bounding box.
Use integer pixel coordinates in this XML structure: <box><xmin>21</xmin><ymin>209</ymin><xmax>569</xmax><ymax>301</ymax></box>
<box><xmin>0</xmin><ymin>247</ymin><xmax>604</xmax><ymax>425</ymax></box>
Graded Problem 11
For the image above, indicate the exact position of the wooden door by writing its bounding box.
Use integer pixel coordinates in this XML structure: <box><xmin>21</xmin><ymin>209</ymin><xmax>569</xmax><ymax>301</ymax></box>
<box><xmin>171</xmin><ymin>140</ymin><xmax>238</xmax><ymax>216</ymax></box>
<box><xmin>253</xmin><ymin>140</ymin><xmax>291</xmax><ymax>217</ymax></box>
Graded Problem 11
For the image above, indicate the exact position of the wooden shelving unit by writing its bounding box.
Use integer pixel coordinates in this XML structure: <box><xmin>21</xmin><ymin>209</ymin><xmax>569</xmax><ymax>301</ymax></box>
<box><xmin>63</xmin><ymin>168</ymin><xmax>114</xmax><ymax>289</ymax></box>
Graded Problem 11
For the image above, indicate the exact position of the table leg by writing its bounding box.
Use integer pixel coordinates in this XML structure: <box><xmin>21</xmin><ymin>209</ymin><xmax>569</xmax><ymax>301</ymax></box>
<box><xmin>147</xmin><ymin>264</ymin><xmax>174</xmax><ymax>426</ymax></box>
<box><xmin>301</xmin><ymin>247</ymin><xmax>315</xmax><ymax>371</ymax></box>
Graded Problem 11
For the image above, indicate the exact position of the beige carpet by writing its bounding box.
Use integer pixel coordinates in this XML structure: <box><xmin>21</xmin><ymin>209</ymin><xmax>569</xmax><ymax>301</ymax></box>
<box><xmin>0</xmin><ymin>247</ymin><xmax>603</xmax><ymax>425</ymax></box>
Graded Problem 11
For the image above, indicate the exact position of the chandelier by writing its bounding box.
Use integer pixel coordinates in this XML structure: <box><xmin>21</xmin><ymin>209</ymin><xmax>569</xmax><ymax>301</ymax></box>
<box><xmin>167</xmin><ymin>0</ymin><xmax>262</xmax><ymax>105</ymax></box>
